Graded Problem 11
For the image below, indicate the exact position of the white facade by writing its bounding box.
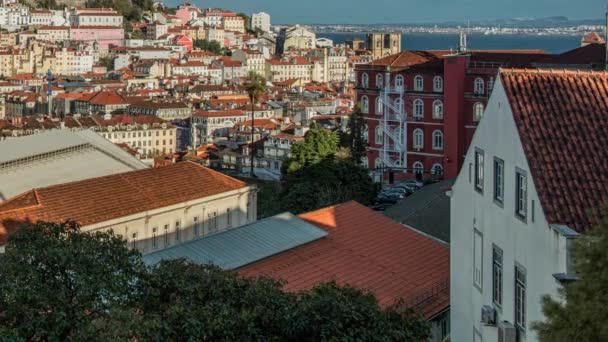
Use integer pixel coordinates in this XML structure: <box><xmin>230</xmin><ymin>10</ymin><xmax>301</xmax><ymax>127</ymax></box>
<box><xmin>450</xmin><ymin>77</ymin><xmax>572</xmax><ymax>342</ymax></box>
<box><xmin>251</xmin><ymin>12</ymin><xmax>270</xmax><ymax>33</ymax></box>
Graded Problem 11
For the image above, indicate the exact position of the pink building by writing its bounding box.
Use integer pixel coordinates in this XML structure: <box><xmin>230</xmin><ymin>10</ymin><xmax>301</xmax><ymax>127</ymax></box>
<box><xmin>70</xmin><ymin>26</ymin><xmax>124</xmax><ymax>50</ymax></box>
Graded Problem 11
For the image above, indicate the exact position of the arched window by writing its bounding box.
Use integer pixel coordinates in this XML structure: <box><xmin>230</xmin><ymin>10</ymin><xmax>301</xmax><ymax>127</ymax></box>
<box><xmin>413</xmin><ymin>128</ymin><xmax>424</xmax><ymax>148</ymax></box>
<box><xmin>413</xmin><ymin>99</ymin><xmax>424</xmax><ymax>118</ymax></box>
<box><xmin>362</xmin><ymin>156</ymin><xmax>369</xmax><ymax>169</ymax></box>
<box><xmin>395</xmin><ymin>75</ymin><xmax>404</xmax><ymax>89</ymax></box>
<box><xmin>432</xmin><ymin>130</ymin><xmax>443</xmax><ymax>150</ymax></box>
<box><xmin>395</xmin><ymin>98</ymin><xmax>404</xmax><ymax>114</ymax></box>
<box><xmin>473</xmin><ymin>102</ymin><xmax>484</xmax><ymax>121</ymax></box>
<box><xmin>375</xmin><ymin>157</ymin><xmax>383</xmax><ymax>169</ymax></box>
<box><xmin>413</xmin><ymin>161</ymin><xmax>424</xmax><ymax>175</ymax></box>
<box><xmin>375</xmin><ymin>125</ymin><xmax>383</xmax><ymax>145</ymax></box>
<box><xmin>375</xmin><ymin>97</ymin><xmax>383</xmax><ymax>114</ymax></box>
<box><xmin>433</xmin><ymin>100</ymin><xmax>443</xmax><ymax>119</ymax></box>
<box><xmin>431</xmin><ymin>163</ymin><xmax>443</xmax><ymax>175</ymax></box>
<box><xmin>414</xmin><ymin>75</ymin><xmax>423</xmax><ymax>91</ymax></box>
<box><xmin>433</xmin><ymin>76</ymin><xmax>443</xmax><ymax>92</ymax></box>
<box><xmin>361</xmin><ymin>73</ymin><xmax>369</xmax><ymax>88</ymax></box>
<box><xmin>474</xmin><ymin>78</ymin><xmax>485</xmax><ymax>95</ymax></box>
<box><xmin>363</xmin><ymin>124</ymin><xmax>369</xmax><ymax>142</ymax></box>
<box><xmin>376</xmin><ymin>73</ymin><xmax>383</xmax><ymax>88</ymax></box>
<box><xmin>361</xmin><ymin>95</ymin><xmax>369</xmax><ymax>114</ymax></box>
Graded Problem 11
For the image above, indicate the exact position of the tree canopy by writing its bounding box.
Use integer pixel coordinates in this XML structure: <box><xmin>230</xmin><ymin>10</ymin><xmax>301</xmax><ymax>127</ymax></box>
<box><xmin>0</xmin><ymin>221</ymin><xmax>429</xmax><ymax>341</ymax></box>
<box><xmin>193</xmin><ymin>39</ymin><xmax>223</xmax><ymax>55</ymax></box>
<box><xmin>532</xmin><ymin>214</ymin><xmax>608</xmax><ymax>341</ymax></box>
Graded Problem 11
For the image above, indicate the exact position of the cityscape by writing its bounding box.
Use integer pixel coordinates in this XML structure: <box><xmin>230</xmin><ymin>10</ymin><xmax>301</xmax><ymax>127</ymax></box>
<box><xmin>0</xmin><ymin>0</ymin><xmax>606</xmax><ymax>341</ymax></box>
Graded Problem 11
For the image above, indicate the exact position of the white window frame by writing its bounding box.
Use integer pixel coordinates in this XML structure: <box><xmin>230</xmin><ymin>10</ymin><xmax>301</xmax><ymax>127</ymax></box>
<box><xmin>493</xmin><ymin>244</ymin><xmax>503</xmax><ymax>307</ymax></box>
<box><xmin>473</xmin><ymin>229</ymin><xmax>483</xmax><ymax>291</ymax></box>
<box><xmin>413</xmin><ymin>128</ymin><xmax>423</xmax><ymax>148</ymax></box>
<box><xmin>361</xmin><ymin>72</ymin><xmax>369</xmax><ymax>88</ymax></box>
<box><xmin>431</xmin><ymin>163</ymin><xmax>443</xmax><ymax>175</ymax></box>
<box><xmin>493</xmin><ymin>158</ymin><xmax>504</xmax><ymax>204</ymax></box>
<box><xmin>395</xmin><ymin>98</ymin><xmax>404</xmax><ymax>114</ymax></box>
<box><xmin>515</xmin><ymin>264</ymin><xmax>527</xmax><ymax>330</ymax></box>
<box><xmin>433</xmin><ymin>76</ymin><xmax>443</xmax><ymax>92</ymax></box>
<box><xmin>395</xmin><ymin>74</ymin><xmax>404</xmax><ymax>89</ymax></box>
<box><xmin>413</xmin><ymin>99</ymin><xmax>424</xmax><ymax>118</ymax></box>
<box><xmin>474</xmin><ymin>77</ymin><xmax>485</xmax><ymax>95</ymax></box>
<box><xmin>516</xmin><ymin>168</ymin><xmax>528</xmax><ymax>220</ymax></box>
<box><xmin>474</xmin><ymin>148</ymin><xmax>484</xmax><ymax>193</ymax></box>
<box><xmin>414</xmin><ymin>75</ymin><xmax>423</xmax><ymax>91</ymax></box>
<box><xmin>473</xmin><ymin>102</ymin><xmax>484</xmax><ymax>122</ymax></box>
<box><xmin>432</xmin><ymin>130</ymin><xmax>443</xmax><ymax>150</ymax></box>
<box><xmin>413</xmin><ymin>161</ymin><xmax>424</xmax><ymax>175</ymax></box>
<box><xmin>376</xmin><ymin>73</ymin><xmax>383</xmax><ymax>88</ymax></box>
<box><xmin>375</xmin><ymin>96</ymin><xmax>383</xmax><ymax>115</ymax></box>
<box><xmin>375</xmin><ymin>125</ymin><xmax>383</xmax><ymax>145</ymax></box>
<box><xmin>432</xmin><ymin>100</ymin><xmax>443</xmax><ymax>119</ymax></box>
<box><xmin>361</xmin><ymin>95</ymin><xmax>369</xmax><ymax>114</ymax></box>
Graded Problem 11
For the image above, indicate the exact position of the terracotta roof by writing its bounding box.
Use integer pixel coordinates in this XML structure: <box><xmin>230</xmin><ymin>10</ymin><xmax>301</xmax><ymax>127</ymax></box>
<box><xmin>88</xmin><ymin>91</ymin><xmax>128</xmax><ymax>105</ymax></box>
<box><xmin>192</xmin><ymin>109</ymin><xmax>246</xmax><ymax>118</ymax></box>
<box><xmin>239</xmin><ymin>202</ymin><xmax>449</xmax><ymax>319</ymax></box>
<box><xmin>369</xmin><ymin>50</ymin><xmax>450</xmax><ymax>70</ymax></box>
<box><xmin>0</xmin><ymin>162</ymin><xmax>248</xmax><ymax>245</ymax></box>
<box><xmin>582</xmin><ymin>32</ymin><xmax>605</xmax><ymax>44</ymax></box>
<box><xmin>500</xmin><ymin>69</ymin><xmax>608</xmax><ymax>232</ymax></box>
<box><xmin>536</xmin><ymin>43</ymin><xmax>606</xmax><ymax>66</ymax></box>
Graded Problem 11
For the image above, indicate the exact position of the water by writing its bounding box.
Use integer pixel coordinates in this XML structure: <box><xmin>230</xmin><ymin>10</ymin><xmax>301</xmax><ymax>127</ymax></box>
<box><xmin>317</xmin><ymin>32</ymin><xmax>582</xmax><ymax>54</ymax></box>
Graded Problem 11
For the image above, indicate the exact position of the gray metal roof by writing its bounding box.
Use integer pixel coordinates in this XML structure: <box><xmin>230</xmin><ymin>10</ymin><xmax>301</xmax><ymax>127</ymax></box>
<box><xmin>383</xmin><ymin>179</ymin><xmax>454</xmax><ymax>243</ymax></box>
<box><xmin>143</xmin><ymin>212</ymin><xmax>328</xmax><ymax>269</ymax></box>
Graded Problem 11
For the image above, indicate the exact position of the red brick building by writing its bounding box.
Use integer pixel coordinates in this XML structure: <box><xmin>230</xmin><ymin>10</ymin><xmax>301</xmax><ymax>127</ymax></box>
<box><xmin>355</xmin><ymin>49</ymin><xmax>551</xmax><ymax>180</ymax></box>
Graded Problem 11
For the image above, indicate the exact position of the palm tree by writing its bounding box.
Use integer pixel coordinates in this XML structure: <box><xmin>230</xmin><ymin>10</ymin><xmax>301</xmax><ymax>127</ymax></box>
<box><xmin>244</xmin><ymin>71</ymin><xmax>267</xmax><ymax>177</ymax></box>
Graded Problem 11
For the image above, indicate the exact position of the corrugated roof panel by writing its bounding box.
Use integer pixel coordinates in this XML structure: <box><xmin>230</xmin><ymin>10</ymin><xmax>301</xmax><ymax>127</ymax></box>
<box><xmin>143</xmin><ymin>212</ymin><xmax>328</xmax><ymax>269</ymax></box>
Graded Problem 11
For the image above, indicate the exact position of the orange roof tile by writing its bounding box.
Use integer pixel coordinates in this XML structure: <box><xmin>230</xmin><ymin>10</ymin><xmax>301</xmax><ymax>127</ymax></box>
<box><xmin>500</xmin><ymin>68</ymin><xmax>608</xmax><ymax>232</ymax></box>
<box><xmin>240</xmin><ymin>202</ymin><xmax>449</xmax><ymax>319</ymax></box>
<box><xmin>0</xmin><ymin>162</ymin><xmax>248</xmax><ymax>245</ymax></box>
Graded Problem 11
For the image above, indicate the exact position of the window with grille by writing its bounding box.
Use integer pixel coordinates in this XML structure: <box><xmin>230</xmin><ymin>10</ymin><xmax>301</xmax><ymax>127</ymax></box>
<box><xmin>493</xmin><ymin>245</ymin><xmax>503</xmax><ymax>307</ymax></box>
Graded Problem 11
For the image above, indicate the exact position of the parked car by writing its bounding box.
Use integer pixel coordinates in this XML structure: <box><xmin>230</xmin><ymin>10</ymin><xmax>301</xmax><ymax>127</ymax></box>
<box><xmin>376</xmin><ymin>193</ymin><xmax>404</xmax><ymax>204</ymax></box>
<box><xmin>398</xmin><ymin>179</ymin><xmax>423</xmax><ymax>190</ymax></box>
<box><xmin>381</xmin><ymin>188</ymin><xmax>410</xmax><ymax>196</ymax></box>
<box><xmin>391</xmin><ymin>183</ymin><xmax>416</xmax><ymax>194</ymax></box>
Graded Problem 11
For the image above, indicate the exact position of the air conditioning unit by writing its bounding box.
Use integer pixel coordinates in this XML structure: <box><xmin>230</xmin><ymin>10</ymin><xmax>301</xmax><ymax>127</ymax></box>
<box><xmin>481</xmin><ymin>305</ymin><xmax>496</xmax><ymax>326</ymax></box>
<box><xmin>498</xmin><ymin>321</ymin><xmax>517</xmax><ymax>342</ymax></box>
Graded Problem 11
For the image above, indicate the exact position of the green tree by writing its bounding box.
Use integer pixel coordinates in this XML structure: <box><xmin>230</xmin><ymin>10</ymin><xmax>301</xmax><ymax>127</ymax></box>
<box><xmin>346</xmin><ymin>104</ymin><xmax>367</xmax><ymax>165</ymax></box>
<box><xmin>0</xmin><ymin>221</ymin><xmax>145</xmax><ymax>340</ymax></box>
<box><xmin>532</xmin><ymin>214</ymin><xmax>608</xmax><ymax>341</ymax></box>
<box><xmin>193</xmin><ymin>39</ymin><xmax>223</xmax><ymax>55</ymax></box>
<box><xmin>282</xmin><ymin>126</ymin><xmax>340</xmax><ymax>174</ymax></box>
<box><xmin>244</xmin><ymin>71</ymin><xmax>267</xmax><ymax>177</ymax></box>
<box><xmin>98</xmin><ymin>55</ymin><xmax>115</xmax><ymax>71</ymax></box>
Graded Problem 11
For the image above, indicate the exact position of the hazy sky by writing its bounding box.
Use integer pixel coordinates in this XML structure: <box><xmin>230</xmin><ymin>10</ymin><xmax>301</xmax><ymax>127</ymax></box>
<box><xmin>167</xmin><ymin>0</ymin><xmax>605</xmax><ymax>24</ymax></box>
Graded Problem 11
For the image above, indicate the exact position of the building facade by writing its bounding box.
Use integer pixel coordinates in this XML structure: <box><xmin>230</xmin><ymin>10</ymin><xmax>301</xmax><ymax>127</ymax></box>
<box><xmin>251</xmin><ymin>12</ymin><xmax>270</xmax><ymax>33</ymax></box>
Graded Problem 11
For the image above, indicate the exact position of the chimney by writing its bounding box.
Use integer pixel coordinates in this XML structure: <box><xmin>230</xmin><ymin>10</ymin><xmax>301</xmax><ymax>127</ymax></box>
<box><xmin>458</xmin><ymin>30</ymin><xmax>467</xmax><ymax>53</ymax></box>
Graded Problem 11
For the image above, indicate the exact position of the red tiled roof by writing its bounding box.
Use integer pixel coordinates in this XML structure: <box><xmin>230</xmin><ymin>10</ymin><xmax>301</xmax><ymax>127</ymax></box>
<box><xmin>88</xmin><ymin>91</ymin><xmax>127</xmax><ymax>105</ymax></box>
<box><xmin>536</xmin><ymin>43</ymin><xmax>605</xmax><ymax>66</ymax></box>
<box><xmin>192</xmin><ymin>109</ymin><xmax>246</xmax><ymax>118</ymax></box>
<box><xmin>500</xmin><ymin>69</ymin><xmax>608</xmax><ymax>232</ymax></box>
<box><xmin>369</xmin><ymin>50</ymin><xmax>450</xmax><ymax>70</ymax></box>
<box><xmin>240</xmin><ymin>202</ymin><xmax>449</xmax><ymax>319</ymax></box>
<box><xmin>0</xmin><ymin>162</ymin><xmax>248</xmax><ymax>245</ymax></box>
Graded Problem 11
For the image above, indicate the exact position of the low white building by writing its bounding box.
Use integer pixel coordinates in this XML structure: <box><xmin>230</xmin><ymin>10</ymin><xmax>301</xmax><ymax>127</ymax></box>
<box><xmin>191</xmin><ymin>109</ymin><xmax>248</xmax><ymax>146</ymax></box>
<box><xmin>450</xmin><ymin>69</ymin><xmax>608</xmax><ymax>342</ymax></box>
<box><xmin>0</xmin><ymin>162</ymin><xmax>257</xmax><ymax>254</ymax></box>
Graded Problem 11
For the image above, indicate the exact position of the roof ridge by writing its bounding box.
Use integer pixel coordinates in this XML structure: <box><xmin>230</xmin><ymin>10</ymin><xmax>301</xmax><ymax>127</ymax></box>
<box><xmin>499</xmin><ymin>67</ymin><xmax>608</xmax><ymax>76</ymax></box>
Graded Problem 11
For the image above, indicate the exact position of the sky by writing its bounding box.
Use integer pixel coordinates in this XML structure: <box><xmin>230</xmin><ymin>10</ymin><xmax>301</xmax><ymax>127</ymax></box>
<box><xmin>166</xmin><ymin>0</ymin><xmax>606</xmax><ymax>24</ymax></box>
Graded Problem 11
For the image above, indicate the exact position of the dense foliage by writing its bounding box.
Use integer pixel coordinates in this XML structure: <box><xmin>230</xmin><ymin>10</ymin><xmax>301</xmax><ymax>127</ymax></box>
<box><xmin>0</xmin><ymin>221</ymin><xmax>429</xmax><ymax>341</ymax></box>
<box><xmin>532</xmin><ymin>214</ymin><xmax>608</xmax><ymax>341</ymax></box>
<box><xmin>193</xmin><ymin>39</ymin><xmax>223</xmax><ymax>55</ymax></box>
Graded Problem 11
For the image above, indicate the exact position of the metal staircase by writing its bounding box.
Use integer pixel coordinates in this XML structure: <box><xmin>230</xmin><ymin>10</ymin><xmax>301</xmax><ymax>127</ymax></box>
<box><xmin>379</xmin><ymin>72</ymin><xmax>406</xmax><ymax>169</ymax></box>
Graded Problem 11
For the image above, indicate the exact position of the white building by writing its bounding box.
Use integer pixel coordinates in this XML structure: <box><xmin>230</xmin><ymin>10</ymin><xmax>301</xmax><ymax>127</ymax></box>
<box><xmin>450</xmin><ymin>69</ymin><xmax>608</xmax><ymax>342</ymax></box>
<box><xmin>70</xmin><ymin>8</ymin><xmax>123</xmax><ymax>27</ymax></box>
<box><xmin>251</xmin><ymin>12</ymin><xmax>270</xmax><ymax>33</ymax></box>
<box><xmin>231</xmin><ymin>49</ymin><xmax>265</xmax><ymax>76</ymax></box>
<box><xmin>0</xmin><ymin>162</ymin><xmax>257</xmax><ymax>254</ymax></box>
<box><xmin>191</xmin><ymin>109</ymin><xmax>248</xmax><ymax>146</ymax></box>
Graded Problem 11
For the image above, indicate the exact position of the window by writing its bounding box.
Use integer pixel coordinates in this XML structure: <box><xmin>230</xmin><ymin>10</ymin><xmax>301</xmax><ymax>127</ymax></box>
<box><xmin>474</xmin><ymin>77</ymin><xmax>485</xmax><ymax>95</ymax></box>
<box><xmin>433</xmin><ymin>76</ymin><xmax>443</xmax><ymax>92</ymax></box>
<box><xmin>395</xmin><ymin>98</ymin><xmax>404</xmax><ymax>114</ymax></box>
<box><xmin>413</xmin><ymin>129</ymin><xmax>423</xmax><ymax>148</ymax></box>
<box><xmin>164</xmin><ymin>224</ymin><xmax>170</xmax><ymax>247</ymax></box>
<box><xmin>375</xmin><ymin>97</ymin><xmax>383</xmax><ymax>114</ymax></box>
<box><xmin>515</xmin><ymin>264</ymin><xmax>527</xmax><ymax>330</ymax></box>
<box><xmin>375</xmin><ymin>125</ymin><xmax>383</xmax><ymax>145</ymax></box>
<box><xmin>432</xmin><ymin>100</ymin><xmax>443</xmax><ymax>119</ymax></box>
<box><xmin>473</xmin><ymin>103</ymin><xmax>484</xmax><ymax>121</ymax></box>
<box><xmin>131</xmin><ymin>232</ymin><xmax>138</xmax><ymax>250</ymax></box>
<box><xmin>414</xmin><ymin>75</ymin><xmax>423</xmax><ymax>91</ymax></box>
<box><xmin>374</xmin><ymin>158</ymin><xmax>383</xmax><ymax>169</ymax></box>
<box><xmin>209</xmin><ymin>211</ymin><xmax>218</xmax><ymax>232</ymax></box>
<box><xmin>395</xmin><ymin>75</ymin><xmax>404</xmax><ymax>89</ymax></box>
<box><xmin>432</xmin><ymin>130</ymin><xmax>443</xmax><ymax>150</ymax></box>
<box><xmin>493</xmin><ymin>245</ymin><xmax>503</xmax><ymax>307</ymax></box>
<box><xmin>363</xmin><ymin>125</ymin><xmax>369</xmax><ymax>142</ymax></box>
<box><xmin>431</xmin><ymin>163</ymin><xmax>443</xmax><ymax>175</ymax></box>
<box><xmin>493</xmin><ymin>158</ymin><xmax>504</xmax><ymax>204</ymax></box>
<box><xmin>246</xmin><ymin>200</ymin><xmax>252</xmax><ymax>222</ymax></box>
<box><xmin>152</xmin><ymin>227</ymin><xmax>158</xmax><ymax>249</ymax></box>
<box><xmin>413</xmin><ymin>99</ymin><xmax>424</xmax><ymax>118</ymax></box>
<box><xmin>376</xmin><ymin>73</ymin><xmax>383</xmax><ymax>88</ymax></box>
<box><xmin>413</xmin><ymin>161</ymin><xmax>424</xmax><ymax>175</ymax></box>
<box><xmin>361</xmin><ymin>72</ymin><xmax>369</xmax><ymax>87</ymax></box>
<box><xmin>361</xmin><ymin>95</ymin><xmax>369</xmax><ymax>114</ymax></box>
<box><xmin>193</xmin><ymin>216</ymin><xmax>200</xmax><ymax>237</ymax></box>
<box><xmin>175</xmin><ymin>220</ymin><xmax>181</xmax><ymax>242</ymax></box>
<box><xmin>473</xmin><ymin>229</ymin><xmax>483</xmax><ymax>291</ymax></box>
<box><xmin>516</xmin><ymin>169</ymin><xmax>528</xmax><ymax>220</ymax></box>
<box><xmin>474</xmin><ymin>148</ymin><xmax>484</xmax><ymax>192</ymax></box>
<box><xmin>226</xmin><ymin>208</ymin><xmax>232</xmax><ymax>227</ymax></box>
